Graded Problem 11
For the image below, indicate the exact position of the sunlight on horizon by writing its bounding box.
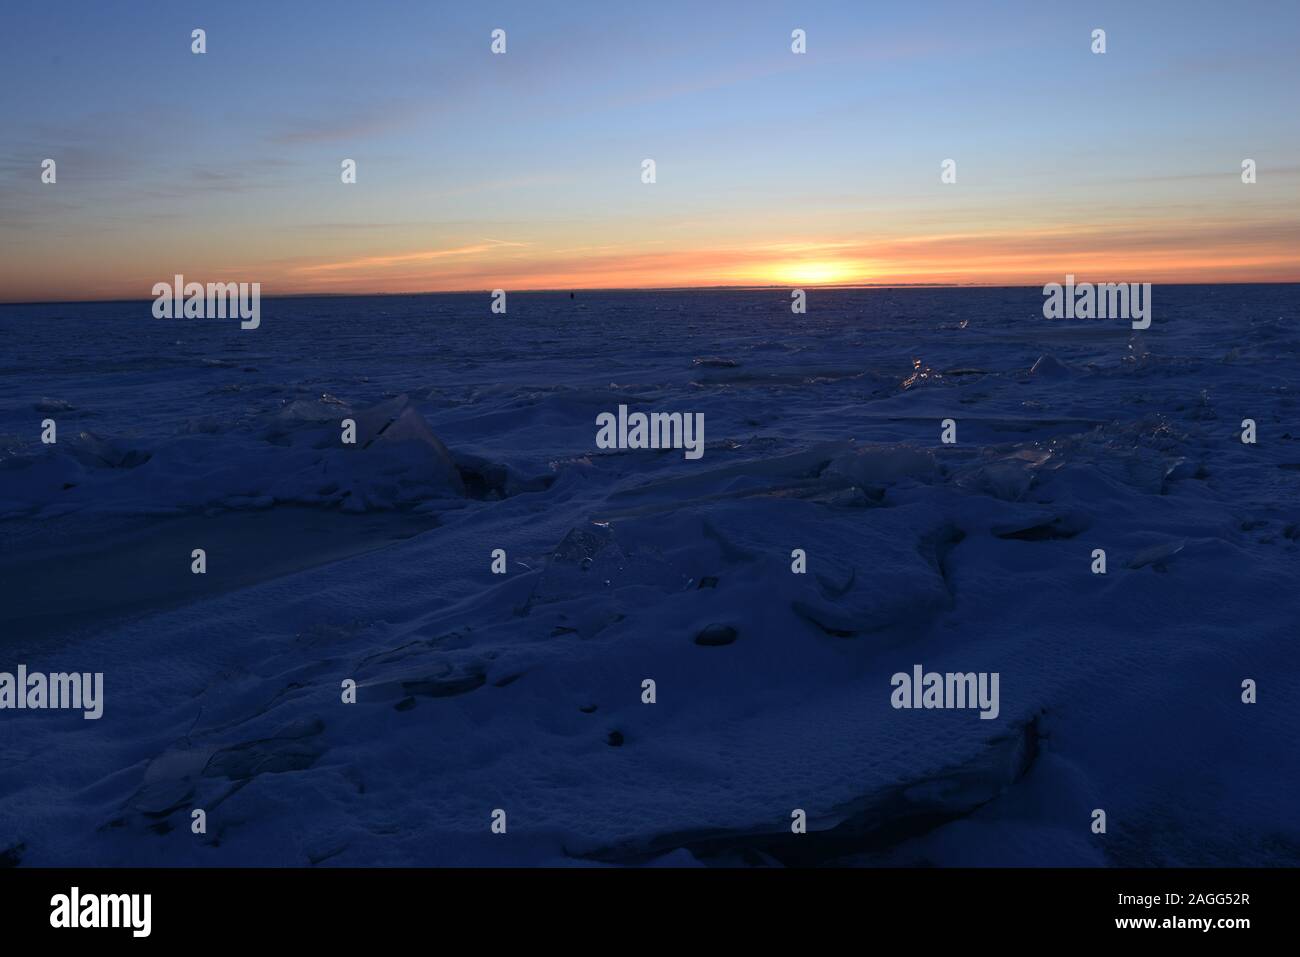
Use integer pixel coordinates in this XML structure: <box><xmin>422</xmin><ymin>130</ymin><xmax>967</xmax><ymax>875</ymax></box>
<box><xmin>767</xmin><ymin>261</ymin><xmax>868</xmax><ymax>286</ymax></box>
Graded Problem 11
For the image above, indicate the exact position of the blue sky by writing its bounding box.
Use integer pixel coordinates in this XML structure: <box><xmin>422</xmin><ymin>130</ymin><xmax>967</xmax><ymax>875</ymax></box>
<box><xmin>2</xmin><ymin>0</ymin><xmax>1298</xmax><ymax>299</ymax></box>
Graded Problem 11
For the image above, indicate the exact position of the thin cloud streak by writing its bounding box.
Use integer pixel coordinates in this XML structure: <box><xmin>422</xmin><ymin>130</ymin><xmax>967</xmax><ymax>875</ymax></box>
<box><xmin>295</xmin><ymin>241</ymin><xmax>532</xmax><ymax>274</ymax></box>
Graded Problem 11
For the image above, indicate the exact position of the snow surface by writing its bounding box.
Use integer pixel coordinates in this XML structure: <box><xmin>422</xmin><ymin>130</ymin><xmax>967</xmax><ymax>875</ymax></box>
<box><xmin>0</xmin><ymin>286</ymin><xmax>1296</xmax><ymax>866</ymax></box>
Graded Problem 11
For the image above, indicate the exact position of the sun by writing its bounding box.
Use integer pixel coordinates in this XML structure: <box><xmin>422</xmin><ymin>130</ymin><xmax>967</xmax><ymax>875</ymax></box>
<box><xmin>769</xmin><ymin>260</ymin><xmax>860</xmax><ymax>285</ymax></box>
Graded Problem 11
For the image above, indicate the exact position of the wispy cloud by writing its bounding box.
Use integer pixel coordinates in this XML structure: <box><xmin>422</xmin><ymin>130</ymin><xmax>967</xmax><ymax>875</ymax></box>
<box><xmin>295</xmin><ymin>240</ymin><xmax>531</xmax><ymax>274</ymax></box>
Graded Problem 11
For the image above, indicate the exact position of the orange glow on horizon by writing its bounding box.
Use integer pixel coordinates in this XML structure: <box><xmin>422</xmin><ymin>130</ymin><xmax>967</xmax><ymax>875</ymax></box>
<box><xmin>3</xmin><ymin>221</ymin><xmax>1300</xmax><ymax>303</ymax></box>
<box><xmin>765</xmin><ymin>260</ymin><xmax>869</xmax><ymax>286</ymax></box>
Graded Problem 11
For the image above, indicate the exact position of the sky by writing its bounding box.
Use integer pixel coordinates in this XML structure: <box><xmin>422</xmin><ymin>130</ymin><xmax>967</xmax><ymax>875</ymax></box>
<box><xmin>1</xmin><ymin>0</ymin><xmax>1299</xmax><ymax>302</ymax></box>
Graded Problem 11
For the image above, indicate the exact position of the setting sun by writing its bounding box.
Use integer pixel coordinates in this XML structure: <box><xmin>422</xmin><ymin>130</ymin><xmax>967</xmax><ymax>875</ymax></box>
<box><xmin>769</xmin><ymin>261</ymin><xmax>864</xmax><ymax>286</ymax></box>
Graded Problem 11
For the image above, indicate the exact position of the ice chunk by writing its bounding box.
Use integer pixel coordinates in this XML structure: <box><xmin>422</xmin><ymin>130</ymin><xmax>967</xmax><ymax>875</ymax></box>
<box><xmin>827</xmin><ymin>444</ymin><xmax>939</xmax><ymax>487</ymax></box>
<box><xmin>1028</xmin><ymin>355</ymin><xmax>1072</xmax><ymax>378</ymax></box>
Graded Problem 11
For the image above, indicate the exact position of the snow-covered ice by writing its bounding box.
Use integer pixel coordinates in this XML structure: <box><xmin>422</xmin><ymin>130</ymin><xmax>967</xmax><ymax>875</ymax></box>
<box><xmin>0</xmin><ymin>285</ymin><xmax>1296</xmax><ymax>866</ymax></box>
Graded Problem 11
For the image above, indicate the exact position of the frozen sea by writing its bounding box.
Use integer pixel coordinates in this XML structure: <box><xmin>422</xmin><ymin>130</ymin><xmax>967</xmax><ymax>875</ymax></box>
<box><xmin>0</xmin><ymin>285</ymin><xmax>1297</xmax><ymax>866</ymax></box>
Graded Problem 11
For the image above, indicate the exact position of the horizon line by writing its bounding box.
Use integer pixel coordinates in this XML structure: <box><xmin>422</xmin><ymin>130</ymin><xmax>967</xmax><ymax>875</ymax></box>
<box><xmin>4</xmin><ymin>278</ymin><xmax>1298</xmax><ymax>308</ymax></box>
